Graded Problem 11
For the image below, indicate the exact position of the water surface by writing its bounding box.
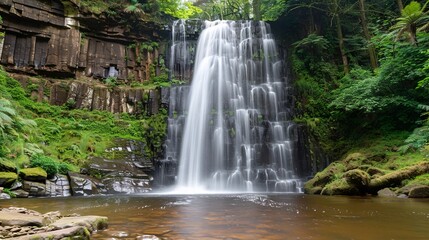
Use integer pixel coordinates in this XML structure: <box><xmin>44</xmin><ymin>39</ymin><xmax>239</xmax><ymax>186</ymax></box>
<box><xmin>2</xmin><ymin>194</ymin><xmax>429</xmax><ymax>239</ymax></box>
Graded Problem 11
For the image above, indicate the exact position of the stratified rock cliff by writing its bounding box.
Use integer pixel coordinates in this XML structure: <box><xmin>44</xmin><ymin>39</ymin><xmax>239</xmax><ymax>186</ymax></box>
<box><xmin>0</xmin><ymin>0</ymin><xmax>170</xmax><ymax>114</ymax></box>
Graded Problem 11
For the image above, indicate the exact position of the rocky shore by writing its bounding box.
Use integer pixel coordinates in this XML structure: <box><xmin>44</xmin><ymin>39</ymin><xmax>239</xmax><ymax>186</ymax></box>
<box><xmin>0</xmin><ymin>207</ymin><xmax>107</xmax><ymax>239</ymax></box>
<box><xmin>304</xmin><ymin>153</ymin><xmax>429</xmax><ymax>197</ymax></box>
<box><xmin>0</xmin><ymin>139</ymin><xmax>153</xmax><ymax>200</ymax></box>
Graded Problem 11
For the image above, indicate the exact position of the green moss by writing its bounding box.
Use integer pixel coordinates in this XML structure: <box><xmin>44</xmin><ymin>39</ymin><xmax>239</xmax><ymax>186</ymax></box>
<box><xmin>0</xmin><ymin>172</ymin><xmax>18</xmax><ymax>186</ymax></box>
<box><xmin>19</xmin><ymin>167</ymin><xmax>47</xmax><ymax>179</ymax></box>
<box><xmin>321</xmin><ymin>178</ymin><xmax>359</xmax><ymax>195</ymax></box>
<box><xmin>0</xmin><ymin>159</ymin><xmax>17</xmax><ymax>172</ymax></box>
<box><xmin>407</xmin><ymin>174</ymin><xmax>429</xmax><ymax>186</ymax></box>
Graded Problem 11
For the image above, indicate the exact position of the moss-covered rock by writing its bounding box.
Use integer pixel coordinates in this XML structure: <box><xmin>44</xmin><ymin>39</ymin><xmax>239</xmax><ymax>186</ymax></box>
<box><xmin>408</xmin><ymin>185</ymin><xmax>429</xmax><ymax>198</ymax></box>
<box><xmin>366</xmin><ymin>166</ymin><xmax>386</xmax><ymax>176</ymax></box>
<box><xmin>19</xmin><ymin>167</ymin><xmax>47</xmax><ymax>182</ymax></box>
<box><xmin>304</xmin><ymin>162</ymin><xmax>346</xmax><ymax>194</ymax></box>
<box><xmin>0</xmin><ymin>172</ymin><xmax>18</xmax><ymax>187</ymax></box>
<box><xmin>0</xmin><ymin>159</ymin><xmax>17</xmax><ymax>172</ymax></box>
<box><xmin>321</xmin><ymin>178</ymin><xmax>360</xmax><ymax>195</ymax></box>
<box><xmin>344</xmin><ymin>169</ymin><xmax>370</xmax><ymax>188</ymax></box>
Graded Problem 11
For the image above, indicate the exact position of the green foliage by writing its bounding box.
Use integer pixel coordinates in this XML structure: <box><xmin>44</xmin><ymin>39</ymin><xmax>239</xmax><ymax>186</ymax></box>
<box><xmin>261</xmin><ymin>0</ymin><xmax>287</xmax><ymax>21</ymax></box>
<box><xmin>124</xmin><ymin>0</ymin><xmax>145</xmax><ymax>16</ymax></box>
<box><xmin>2</xmin><ymin>188</ymin><xmax>16</xmax><ymax>198</ymax></box>
<box><xmin>157</xmin><ymin>0</ymin><xmax>202</xmax><ymax>19</ymax></box>
<box><xmin>104</xmin><ymin>76</ymin><xmax>118</xmax><ymax>88</ymax></box>
<box><xmin>330</xmin><ymin>39</ymin><xmax>429</xmax><ymax>131</ymax></box>
<box><xmin>399</xmin><ymin>126</ymin><xmax>429</xmax><ymax>153</ymax></box>
<box><xmin>390</xmin><ymin>1</ymin><xmax>429</xmax><ymax>45</ymax></box>
<box><xmin>29</xmin><ymin>154</ymin><xmax>71</xmax><ymax>177</ymax></box>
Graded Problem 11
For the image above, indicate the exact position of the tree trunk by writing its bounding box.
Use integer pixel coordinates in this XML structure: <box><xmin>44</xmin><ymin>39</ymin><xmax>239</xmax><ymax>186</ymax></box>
<box><xmin>333</xmin><ymin>0</ymin><xmax>349</xmax><ymax>73</ymax></box>
<box><xmin>358</xmin><ymin>0</ymin><xmax>378</xmax><ymax>69</ymax></box>
<box><xmin>397</xmin><ymin>0</ymin><xmax>404</xmax><ymax>12</ymax></box>
<box><xmin>253</xmin><ymin>0</ymin><xmax>261</xmax><ymax>20</ymax></box>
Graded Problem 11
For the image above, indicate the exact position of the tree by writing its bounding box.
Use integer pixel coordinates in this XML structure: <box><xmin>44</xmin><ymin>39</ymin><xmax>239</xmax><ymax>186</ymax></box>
<box><xmin>390</xmin><ymin>1</ymin><xmax>429</xmax><ymax>45</ymax></box>
<box><xmin>358</xmin><ymin>0</ymin><xmax>378</xmax><ymax>69</ymax></box>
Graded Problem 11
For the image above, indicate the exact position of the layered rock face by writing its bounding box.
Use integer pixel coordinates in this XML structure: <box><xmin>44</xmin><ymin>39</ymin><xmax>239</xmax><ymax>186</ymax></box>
<box><xmin>0</xmin><ymin>0</ymin><xmax>169</xmax><ymax>114</ymax></box>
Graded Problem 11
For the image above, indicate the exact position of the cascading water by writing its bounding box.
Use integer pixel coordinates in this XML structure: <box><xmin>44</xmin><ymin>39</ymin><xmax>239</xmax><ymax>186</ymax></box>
<box><xmin>165</xmin><ymin>20</ymin><xmax>303</xmax><ymax>193</ymax></box>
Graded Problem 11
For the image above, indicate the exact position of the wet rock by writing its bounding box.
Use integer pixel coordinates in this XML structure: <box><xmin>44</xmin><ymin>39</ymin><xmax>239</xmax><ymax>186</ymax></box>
<box><xmin>10</xmin><ymin>180</ymin><xmax>23</xmax><ymax>190</ymax></box>
<box><xmin>87</xmin><ymin>139</ymin><xmax>153</xmax><ymax>193</ymax></box>
<box><xmin>19</xmin><ymin>167</ymin><xmax>47</xmax><ymax>182</ymax></box>
<box><xmin>43</xmin><ymin>211</ymin><xmax>62</xmax><ymax>224</ymax></box>
<box><xmin>12</xmin><ymin>226</ymin><xmax>91</xmax><ymax>240</ymax></box>
<box><xmin>397</xmin><ymin>184</ymin><xmax>422</xmax><ymax>195</ymax></box>
<box><xmin>50</xmin><ymin>216</ymin><xmax>108</xmax><ymax>233</ymax></box>
<box><xmin>68</xmin><ymin>172</ymin><xmax>103</xmax><ymax>196</ymax></box>
<box><xmin>109</xmin><ymin>231</ymin><xmax>129</xmax><ymax>237</ymax></box>
<box><xmin>0</xmin><ymin>211</ymin><xmax>45</xmax><ymax>226</ymax></box>
<box><xmin>0</xmin><ymin>193</ymin><xmax>11</xmax><ymax>199</ymax></box>
<box><xmin>0</xmin><ymin>172</ymin><xmax>18</xmax><ymax>187</ymax></box>
<box><xmin>136</xmin><ymin>235</ymin><xmax>161</xmax><ymax>240</ymax></box>
<box><xmin>103</xmin><ymin>176</ymin><xmax>151</xmax><ymax>194</ymax></box>
<box><xmin>22</xmin><ymin>181</ymin><xmax>47</xmax><ymax>197</ymax></box>
<box><xmin>12</xmin><ymin>189</ymin><xmax>30</xmax><ymax>198</ymax></box>
<box><xmin>408</xmin><ymin>185</ymin><xmax>429</xmax><ymax>198</ymax></box>
<box><xmin>49</xmin><ymin>174</ymin><xmax>72</xmax><ymax>197</ymax></box>
<box><xmin>377</xmin><ymin>188</ymin><xmax>397</xmax><ymax>197</ymax></box>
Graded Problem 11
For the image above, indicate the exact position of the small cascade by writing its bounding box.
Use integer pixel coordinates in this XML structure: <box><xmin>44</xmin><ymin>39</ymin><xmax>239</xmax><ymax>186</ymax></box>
<box><xmin>165</xmin><ymin>20</ymin><xmax>304</xmax><ymax>193</ymax></box>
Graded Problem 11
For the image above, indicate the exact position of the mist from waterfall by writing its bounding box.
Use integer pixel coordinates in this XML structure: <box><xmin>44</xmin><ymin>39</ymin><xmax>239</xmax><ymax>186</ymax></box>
<box><xmin>166</xmin><ymin>20</ymin><xmax>303</xmax><ymax>193</ymax></box>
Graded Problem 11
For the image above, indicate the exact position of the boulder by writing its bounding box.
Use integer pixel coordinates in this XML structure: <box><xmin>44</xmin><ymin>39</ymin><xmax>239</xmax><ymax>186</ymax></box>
<box><xmin>304</xmin><ymin>162</ymin><xmax>345</xmax><ymax>194</ymax></box>
<box><xmin>0</xmin><ymin>211</ymin><xmax>45</xmax><ymax>227</ymax></box>
<box><xmin>344</xmin><ymin>169</ymin><xmax>370</xmax><ymax>189</ymax></box>
<box><xmin>377</xmin><ymin>188</ymin><xmax>397</xmax><ymax>197</ymax></box>
<box><xmin>12</xmin><ymin>189</ymin><xmax>30</xmax><ymax>198</ymax></box>
<box><xmin>0</xmin><ymin>193</ymin><xmax>11</xmax><ymax>199</ymax></box>
<box><xmin>10</xmin><ymin>226</ymin><xmax>90</xmax><ymax>240</ymax></box>
<box><xmin>19</xmin><ymin>167</ymin><xmax>47</xmax><ymax>182</ymax></box>
<box><xmin>321</xmin><ymin>178</ymin><xmax>361</xmax><ymax>196</ymax></box>
<box><xmin>68</xmin><ymin>172</ymin><xmax>104</xmax><ymax>196</ymax></box>
<box><xmin>50</xmin><ymin>216</ymin><xmax>108</xmax><ymax>233</ymax></box>
<box><xmin>0</xmin><ymin>159</ymin><xmax>17</xmax><ymax>172</ymax></box>
<box><xmin>408</xmin><ymin>185</ymin><xmax>429</xmax><ymax>198</ymax></box>
<box><xmin>49</xmin><ymin>174</ymin><xmax>71</xmax><ymax>197</ymax></box>
<box><xmin>0</xmin><ymin>172</ymin><xmax>18</xmax><ymax>187</ymax></box>
<box><xmin>22</xmin><ymin>181</ymin><xmax>47</xmax><ymax>197</ymax></box>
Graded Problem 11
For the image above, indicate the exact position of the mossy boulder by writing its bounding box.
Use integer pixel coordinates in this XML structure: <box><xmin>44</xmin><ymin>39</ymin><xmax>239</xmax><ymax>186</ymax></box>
<box><xmin>0</xmin><ymin>159</ymin><xmax>17</xmax><ymax>172</ymax></box>
<box><xmin>344</xmin><ymin>169</ymin><xmax>370</xmax><ymax>188</ymax></box>
<box><xmin>408</xmin><ymin>185</ymin><xmax>429</xmax><ymax>198</ymax></box>
<box><xmin>19</xmin><ymin>167</ymin><xmax>47</xmax><ymax>182</ymax></box>
<box><xmin>0</xmin><ymin>172</ymin><xmax>18</xmax><ymax>187</ymax></box>
<box><xmin>321</xmin><ymin>178</ymin><xmax>361</xmax><ymax>195</ymax></box>
<box><xmin>304</xmin><ymin>162</ymin><xmax>346</xmax><ymax>194</ymax></box>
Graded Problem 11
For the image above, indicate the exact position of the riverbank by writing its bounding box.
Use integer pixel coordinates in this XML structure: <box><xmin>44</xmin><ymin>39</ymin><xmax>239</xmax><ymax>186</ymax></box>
<box><xmin>304</xmin><ymin>132</ymin><xmax>429</xmax><ymax>197</ymax></box>
<box><xmin>0</xmin><ymin>207</ymin><xmax>107</xmax><ymax>239</ymax></box>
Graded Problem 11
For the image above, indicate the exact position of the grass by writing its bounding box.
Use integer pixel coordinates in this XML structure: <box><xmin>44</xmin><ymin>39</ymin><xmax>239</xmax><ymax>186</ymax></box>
<box><xmin>0</xmin><ymin>67</ymin><xmax>167</xmax><ymax>174</ymax></box>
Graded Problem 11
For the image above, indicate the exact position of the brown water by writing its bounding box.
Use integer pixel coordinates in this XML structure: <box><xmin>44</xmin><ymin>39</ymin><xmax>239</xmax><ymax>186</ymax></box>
<box><xmin>1</xmin><ymin>194</ymin><xmax>429</xmax><ymax>239</ymax></box>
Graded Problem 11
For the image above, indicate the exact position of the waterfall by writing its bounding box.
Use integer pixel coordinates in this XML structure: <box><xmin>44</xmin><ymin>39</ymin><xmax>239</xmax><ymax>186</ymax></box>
<box><xmin>166</xmin><ymin>20</ymin><xmax>303</xmax><ymax>193</ymax></box>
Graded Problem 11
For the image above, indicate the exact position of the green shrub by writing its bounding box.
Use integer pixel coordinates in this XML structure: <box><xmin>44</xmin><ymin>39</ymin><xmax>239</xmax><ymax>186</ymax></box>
<box><xmin>29</xmin><ymin>154</ymin><xmax>72</xmax><ymax>177</ymax></box>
